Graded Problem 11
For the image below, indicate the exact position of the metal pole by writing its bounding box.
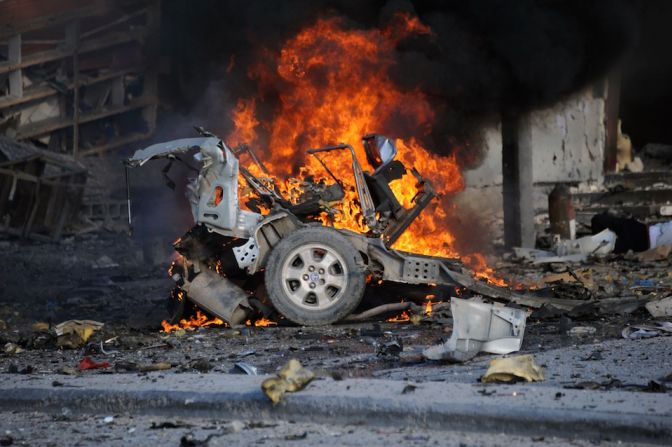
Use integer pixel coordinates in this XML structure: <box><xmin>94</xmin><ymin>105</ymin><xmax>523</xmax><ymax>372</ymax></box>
<box><xmin>124</xmin><ymin>164</ymin><xmax>133</xmax><ymax>236</ymax></box>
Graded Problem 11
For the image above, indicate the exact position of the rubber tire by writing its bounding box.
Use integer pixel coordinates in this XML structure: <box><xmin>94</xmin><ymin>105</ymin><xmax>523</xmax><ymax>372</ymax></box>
<box><xmin>264</xmin><ymin>227</ymin><xmax>366</xmax><ymax>326</ymax></box>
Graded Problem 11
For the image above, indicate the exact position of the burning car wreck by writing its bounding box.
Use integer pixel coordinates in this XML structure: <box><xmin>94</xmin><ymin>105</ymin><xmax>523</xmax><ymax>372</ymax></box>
<box><xmin>6</xmin><ymin>2</ymin><xmax>672</xmax><ymax>443</ymax></box>
<box><xmin>126</xmin><ymin>129</ymin><xmax>531</xmax><ymax>360</ymax></box>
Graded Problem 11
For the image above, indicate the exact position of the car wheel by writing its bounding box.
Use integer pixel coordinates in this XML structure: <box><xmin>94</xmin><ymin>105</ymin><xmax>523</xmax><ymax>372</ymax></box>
<box><xmin>264</xmin><ymin>227</ymin><xmax>366</xmax><ymax>325</ymax></box>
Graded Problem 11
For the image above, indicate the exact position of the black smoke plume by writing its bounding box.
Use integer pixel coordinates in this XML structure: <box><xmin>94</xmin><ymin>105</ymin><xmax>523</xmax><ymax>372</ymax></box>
<box><xmin>160</xmin><ymin>0</ymin><xmax>636</xmax><ymax>167</ymax></box>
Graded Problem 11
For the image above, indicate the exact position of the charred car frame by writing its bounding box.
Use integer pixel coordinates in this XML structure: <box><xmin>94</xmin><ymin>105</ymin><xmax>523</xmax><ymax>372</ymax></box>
<box><xmin>126</xmin><ymin>129</ymin><xmax>531</xmax><ymax>344</ymax></box>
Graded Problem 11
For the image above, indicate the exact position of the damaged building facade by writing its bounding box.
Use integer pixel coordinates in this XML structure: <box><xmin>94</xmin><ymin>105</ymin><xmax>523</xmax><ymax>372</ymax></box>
<box><xmin>0</xmin><ymin>0</ymin><xmax>160</xmax><ymax>236</ymax></box>
<box><xmin>457</xmin><ymin>86</ymin><xmax>609</xmax><ymax>248</ymax></box>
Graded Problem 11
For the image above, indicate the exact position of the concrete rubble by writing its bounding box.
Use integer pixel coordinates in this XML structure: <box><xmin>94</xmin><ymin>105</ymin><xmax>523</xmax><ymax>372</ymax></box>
<box><xmin>645</xmin><ymin>296</ymin><xmax>672</xmax><ymax>317</ymax></box>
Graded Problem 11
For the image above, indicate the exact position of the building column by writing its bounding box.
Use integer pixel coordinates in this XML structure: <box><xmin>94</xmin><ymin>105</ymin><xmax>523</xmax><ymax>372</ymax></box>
<box><xmin>502</xmin><ymin>115</ymin><xmax>535</xmax><ymax>248</ymax></box>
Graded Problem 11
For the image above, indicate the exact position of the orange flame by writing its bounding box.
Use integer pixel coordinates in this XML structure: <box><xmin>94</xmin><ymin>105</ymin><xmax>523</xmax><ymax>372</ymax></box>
<box><xmin>227</xmin><ymin>14</ymin><xmax>505</xmax><ymax>284</ymax></box>
<box><xmin>228</xmin><ymin>98</ymin><xmax>260</xmax><ymax>146</ymax></box>
<box><xmin>384</xmin><ymin>12</ymin><xmax>434</xmax><ymax>37</ymax></box>
<box><xmin>245</xmin><ymin>317</ymin><xmax>278</xmax><ymax>327</ymax></box>
<box><xmin>254</xmin><ymin>317</ymin><xmax>277</xmax><ymax>327</ymax></box>
<box><xmin>461</xmin><ymin>253</ymin><xmax>507</xmax><ymax>287</ymax></box>
<box><xmin>387</xmin><ymin>311</ymin><xmax>411</xmax><ymax>323</ymax></box>
<box><xmin>424</xmin><ymin>293</ymin><xmax>437</xmax><ymax>316</ymax></box>
<box><xmin>161</xmin><ymin>310</ymin><xmax>227</xmax><ymax>333</ymax></box>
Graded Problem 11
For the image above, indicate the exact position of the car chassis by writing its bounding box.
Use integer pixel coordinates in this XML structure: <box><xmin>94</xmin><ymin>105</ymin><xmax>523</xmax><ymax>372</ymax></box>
<box><xmin>126</xmin><ymin>129</ymin><xmax>531</xmax><ymax>351</ymax></box>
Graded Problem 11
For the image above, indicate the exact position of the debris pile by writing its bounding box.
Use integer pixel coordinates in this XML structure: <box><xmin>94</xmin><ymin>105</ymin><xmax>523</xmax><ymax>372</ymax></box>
<box><xmin>0</xmin><ymin>137</ymin><xmax>86</xmax><ymax>241</ymax></box>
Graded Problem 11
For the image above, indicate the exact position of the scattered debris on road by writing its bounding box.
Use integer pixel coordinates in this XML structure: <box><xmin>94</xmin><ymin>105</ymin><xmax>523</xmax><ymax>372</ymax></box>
<box><xmin>3</xmin><ymin>342</ymin><xmax>23</xmax><ymax>355</ymax></box>
<box><xmin>232</xmin><ymin>362</ymin><xmax>258</xmax><ymax>375</ymax></box>
<box><xmin>622</xmin><ymin>322</ymin><xmax>672</xmax><ymax>339</ymax></box>
<box><xmin>262</xmin><ymin>359</ymin><xmax>315</xmax><ymax>404</ymax></box>
<box><xmin>423</xmin><ymin>297</ymin><xmax>526</xmax><ymax>362</ymax></box>
<box><xmin>78</xmin><ymin>357</ymin><xmax>110</xmax><ymax>371</ymax></box>
<box><xmin>138</xmin><ymin>362</ymin><xmax>173</xmax><ymax>372</ymax></box>
<box><xmin>54</xmin><ymin>320</ymin><xmax>104</xmax><ymax>349</ymax></box>
<box><xmin>481</xmin><ymin>354</ymin><xmax>545</xmax><ymax>383</ymax></box>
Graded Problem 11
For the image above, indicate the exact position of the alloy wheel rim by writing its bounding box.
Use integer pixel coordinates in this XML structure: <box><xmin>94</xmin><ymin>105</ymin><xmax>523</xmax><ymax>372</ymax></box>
<box><xmin>280</xmin><ymin>243</ymin><xmax>349</xmax><ymax>310</ymax></box>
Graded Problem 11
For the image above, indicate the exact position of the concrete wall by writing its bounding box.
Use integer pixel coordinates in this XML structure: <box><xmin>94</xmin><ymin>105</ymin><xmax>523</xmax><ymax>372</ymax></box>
<box><xmin>529</xmin><ymin>91</ymin><xmax>606</xmax><ymax>185</ymax></box>
<box><xmin>454</xmin><ymin>87</ymin><xmax>606</xmax><ymax>242</ymax></box>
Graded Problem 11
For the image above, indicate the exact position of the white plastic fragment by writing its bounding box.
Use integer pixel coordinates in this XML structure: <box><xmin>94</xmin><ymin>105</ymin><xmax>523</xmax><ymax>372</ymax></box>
<box><xmin>645</xmin><ymin>296</ymin><xmax>672</xmax><ymax>318</ymax></box>
<box><xmin>423</xmin><ymin>297</ymin><xmax>526</xmax><ymax>362</ymax></box>
<box><xmin>649</xmin><ymin>221</ymin><xmax>672</xmax><ymax>248</ymax></box>
<box><xmin>555</xmin><ymin>229</ymin><xmax>617</xmax><ymax>256</ymax></box>
<box><xmin>660</xmin><ymin>205</ymin><xmax>672</xmax><ymax>217</ymax></box>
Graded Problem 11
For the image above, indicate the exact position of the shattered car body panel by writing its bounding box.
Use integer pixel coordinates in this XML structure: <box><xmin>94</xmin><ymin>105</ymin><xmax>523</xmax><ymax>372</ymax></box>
<box><xmin>126</xmin><ymin>137</ymin><xmax>220</xmax><ymax>167</ymax></box>
<box><xmin>126</xmin><ymin>131</ymin><xmax>529</xmax><ymax>331</ymax></box>
<box><xmin>423</xmin><ymin>297</ymin><xmax>527</xmax><ymax>362</ymax></box>
<box><xmin>127</xmin><ymin>137</ymin><xmax>262</xmax><ymax>238</ymax></box>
